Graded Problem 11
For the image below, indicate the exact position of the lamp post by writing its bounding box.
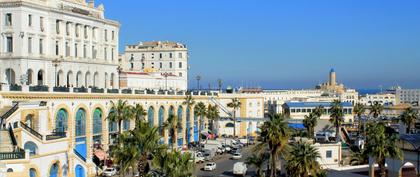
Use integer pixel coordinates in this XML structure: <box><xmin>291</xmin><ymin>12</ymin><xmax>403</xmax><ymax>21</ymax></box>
<box><xmin>196</xmin><ymin>75</ymin><xmax>201</xmax><ymax>91</ymax></box>
<box><xmin>162</xmin><ymin>72</ymin><xmax>170</xmax><ymax>91</ymax></box>
<box><xmin>116</xmin><ymin>66</ymin><xmax>122</xmax><ymax>89</ymax></box>
<box><xmin>52</xmin><ymin>58</ymin><xmax>62</xmax><ymax>87</ymax></box>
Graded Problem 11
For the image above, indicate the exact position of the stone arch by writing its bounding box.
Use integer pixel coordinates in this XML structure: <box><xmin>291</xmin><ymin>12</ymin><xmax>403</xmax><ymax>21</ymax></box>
<box><xmin>47</xmin><ymin>160</ymin><xmax>62</xmax><ymax>177</ymax></box>
<box><xmin>93</xmin><ymin>72</ymin><xmax>99</xmax><ymax>87</ymax></box>
<box><xmin>27</xmin><ymin>69</ymin><xmax>33</xmax><ymax>85</ymax></box>
<box><xmin>158</xmin><ymin>106</ymin><xmax>165</xmax><ymax>135</ymax></box>
<box><xmin>177</xmin><ymin>105</ymin><xmax>184</xmax><ymax>146</ymax></box>
<box><xmin>66</xmin><ymin>71</ymin><xmax>73</xmax><ymax>87</ymax></box>
<box><xmin>37</xmin><ymin>69</ymin><xmax>45</xmax><ymax>86</ymax></box>
<box><xmin>76</xmin><ymin>71</ymin><xmax>83</xmax><ymax>87</ymax></box>
<box><xmin>85</xmin><ymin>71</ymin><xmax>91</xmax><ymax>87</ymax></box>
<box><xmin>169</xmin><ymin>105</ymin><xmax>175</xmax><ymax>117</ymax></box>
<box><xmin>186</xmin><ymin>106</ymin><xmax>192</xmax><ymax>143</ymax></box>
<box><xmin>148</xmin><ymin>106</ymin><xmax>155</xmax><ymax>127</ymax></box>
<box><xmin>5</xmin><ymin>68</ymin><xmax>15</xmax><ymax>85</ymax></box>
<box><xmin>74</xmin><ymin>106</ymin><xmax>88</xmax><ymax>159</ymax></box>
<box><xmin>57</xmin><ymin>70</ymin><xmax>65</xmax><ymax>87</ymax></box>
<box><xmin>55</xmin><ymin>108</ymin><xmax>68</xmax><ymax>132</ymax></box>
<box><xmin>29</xmin><ymin>167</ymin><xmax>38</xmax><ymax>177</ymax></box>
<box><xmin>400</xmin><ymin>162</ymin><xmax>418</xmax><ymax>177</ymax></box>
<box><xmin>24</xmin><ymin>141</ymin><xmax>38</xmax><ymax>156</ymax></box>
<box><xmin>75</xmin><ymin>164</ymin><xmax>85</xmax><ymax>177</ymax></box>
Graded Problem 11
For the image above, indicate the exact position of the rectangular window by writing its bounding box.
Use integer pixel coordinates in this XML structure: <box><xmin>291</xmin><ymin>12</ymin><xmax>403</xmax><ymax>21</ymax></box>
<box><xmin>326</xmin><ymin>150</ymin><xmax>332</xmax><ymax>158</ymax></box>
<box><xmin>104</xmin><ymin>47</ymin><xmax>107</xmax><ymax>60</ymax></box>
<box><xmin>40</xmin><ymin>17</ymin><xmax>44</xmax><ymax>31</ymax></box>
<box><xmin>66</xmin><ymin>23</ymin><xmax>70</xmax><ymax>36</ymax></box>
<box><xmin>142</xmin><ymin>62</ymin><xmax>145</xmax><ymax>69</ymax></box>
<box><xmin>83</xmin><ymin>45</ymin><xmax>87</xmax><ymax>58</ymax></box>
<box><xmin>65</xmin><ymin>42</ymin><xmax>69</xmax><ymax>57</ymax></box>
<box><xmin>28</xmin><ymin>37</ymin><xmax>32</xmax><ymax>54</ymax></box>
<box><xmin>75</xmin><ymin>43</ymin><xmax>78</xmax><ymax>57</ymax></box>
<box><xmin>92</xmin><ymin>46</ymin><xmax>97</xmax><ymax>59</ymax></box>
<box><xmin>159</xmin><ymin>53</ymin><xmax>162</xmax><ymax>59</ymax></box>
<box><xmin>179</xmin><ymin>62</ymin><xmax>182</xmax><ymax>68</ymax></box>
<box><xmin>75</xmin><ymin>25</ymin><xmax>79</xmax><ymax>37</ymax></box>
<box><xmin>159</xmin><ymin>62</ymin><xmax>162</xmax><ymax>69</ymax></box>
<box><xmin>112</xmin><ymin>31</ymin><xmax>115</xmax><ymax>40</ymax></box>
<box><xmin>55</xmin><ymin>41</ymin><xmax>59</xmax><ymax>55</ymax></box>
<box><xmin>111</xmin><ymin>48</ymin><xmax>114</xmax><ymax>60</ymax></box>
<box><xmin>179</xmin><ymin>72</ymin><xmax>182</xmax><ymax>77</ymax></box>
<box><xmin>169</xmin><ymin>62</ymin><xmax>172</xmax><ymax>68</ymax></box>
<box><xmin>39</xmin><ymin>39</ymin><xmax>43</xmax><ymax>54</ymax></box>
<box><xmin>6</xmin><ymin>37</ymin><xmax>13</xmax><ymax>53</ymax></box>
<box><xmin>92</xmin><ymin>28</ymin><xmax>96</xmax><ymax>39</ymax></box>
<box><xmin>28</xmin><ymin>14</ymin><xmax>32</xmax><ymax>26</ymax></box>
<box><xmin>178</xmin><ymin>52</ymin><xmax>182</xmax><ymax>58</ymax></box>
<box><xmin>84</xmin><ymin>26</ymin><xmax>88</xmax><ymax>39</ymax></box>
<box><xmin>104</xmin><ymin>29</ymin><xmax>108</xmax><ymax>41</ymax></box>
<box><xmin>5</xmin><ymin>13</ymin><xmax>12</xmax><ymax>26</ymax></box>
<box><xmin>169</xmin><ymin>53</ymin><xmax>173</xmax><ymax>58</ymax></box>
<box><xmin>56</xmin><ymin>20</ymin><xmax>60</xmax><ymax>34</ymax></box>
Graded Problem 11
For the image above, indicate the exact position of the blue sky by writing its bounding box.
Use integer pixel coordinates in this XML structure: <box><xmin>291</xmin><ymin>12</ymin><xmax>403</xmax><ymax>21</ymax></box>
<box><xmin>96</xmin><ymin>0</ymin><xmax>420</xmax><ymax>89</ymax></box>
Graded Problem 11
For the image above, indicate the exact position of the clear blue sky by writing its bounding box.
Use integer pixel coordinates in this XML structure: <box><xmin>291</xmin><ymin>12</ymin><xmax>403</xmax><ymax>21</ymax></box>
<box><xmin>96</xmin><ymin>0</ymin><xmax>420</xmax><ymax>89</ymax></box>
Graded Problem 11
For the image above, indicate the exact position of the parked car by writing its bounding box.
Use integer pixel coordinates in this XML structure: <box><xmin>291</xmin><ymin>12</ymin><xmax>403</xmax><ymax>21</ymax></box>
<box><xmin>233</xmin><ymin>162</ymin><xmax>247</xmax><ymax>176</ymax></box>
<box><xmin>102</xmin><ymin>167</ymin><xmax>117</xmax><ymax>177</ymax></box>
<box><xmin>232</xmin><ymin>152</ymin><xmax>242</xmax><ymax>160</ymax></box>
<box><xmin>225</xmin><ymin>146</ymin><xmax>232</xmax><ymax>152</ymax></box>
<box><xmin>204</xmin><ymin>162</ymin><xmax>217</xmax><ymax>171</ymax></box>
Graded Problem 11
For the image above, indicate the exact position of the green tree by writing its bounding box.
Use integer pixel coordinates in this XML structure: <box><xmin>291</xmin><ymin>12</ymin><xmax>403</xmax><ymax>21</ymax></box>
<box><xmin>194</xmin><ymin>102</ymin><xmax>207</xmax><ymax>142</ymax></box>
<box><xmin>132</xmin><ymin>103</ymin><xmax>147</xmax><ymax>125</ymax></box>
<box><xmin>153</xmin><ymin>150</ymin><xmax>195</xmax><ymax>177</ymax></box>
<box><xmin>182</xmin><ymin>95</ymin><xmax>195</xmax><ymax>142</ymax></box>
<box><xmin>303</xmin><ymin>112</ymin><xmax>318</xmax><ymax>139</ymax></box>
<box><xmin>246</xmin><ymin>153</ymin><xmax>267</xmax><ymax>177</ymax></box>
<box><xmin>163</xmin><ymin>114</ymin><xmax>182</xmax><ymax>149</ymax></box>
<box><xmin>313</xmin><ymin>106</ymin><xmax>324</xmax><ymax>117</ymax></box>
<box><xmin>206</xmin><ymin>104</ymin><xmax>220</xmax><ymax>134</ymax></box>
<box><xmin>227</xmin><ymin>98</ymin><xmax>241</xmax><ymax>137</ymax></box>
<box><xmin>255</xmin><ymin>113</ymin><xmax>290</xmax><ymax>177</ymax></box>
<box><xmin>400</xmin><ymin>107</ymin><xmax>418</xmax><ymax>134</ymax></box>
<box><xmin>108</xmin><ymin>100</ymin><xmax>133</xmax><ymax>134</ymax></box>
<box><xmin>369</xmin><ymin>102</ymin><xmax>384</xmax><ymax>119</ymax></box>
<box><xmin>353</xmin><ymin>103</ymin><xmax>366</xmax><ymax>136</ymax></box>
<box><xmin>329</xmin><ymin>100</ymin><xmax>344</xmax><ymax>142</ymax></box>
<box><xmin>286</xmin><ymin>141</ymin><xmax>321</xmax><ymax>177</ymax></box>
<box><xmin>364</xmin><ymin>122</ymin><xmax>402</xmax><ymax>177</ymax></box>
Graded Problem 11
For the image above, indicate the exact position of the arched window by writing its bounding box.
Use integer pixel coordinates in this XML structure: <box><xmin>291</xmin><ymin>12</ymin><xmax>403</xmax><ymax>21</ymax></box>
<box><xmin>7</xmin><ymin>168</ymin><xmax>13</xmax><ymax>172</ymax></box>
<box><xmin>67</xmin><ymin>71</ymin><xmax>73</xmax><ymax>87</ymax></box>
<box><xmin>49</xmin><ymin>163</ymin><xmax>59</xmax><ymax>177</ymax></box>
<box><xmin>148</xmin><ymin>106</ymin><xmax>154</xmax><ymax>127</ymax></box>
<box><xmin>37</xmin><ymin>70</ymin><xmax>44</xmax><ymax>86</ymax></box>
<box><xmin>27</xmin><ymin>69</ymin><xmax>33</xmax><ymax>85</ymax></box>
<box><xmin>177</xmin><ymin>106</ymin><xmax>183</xmax><ymax>146</ymax></box>
<box><xmin>75</xmin><ymin>109</ymin><xmax>86</xmax><ymax>137</ymax></box>
<box><xmin>5</xmin><ymin>68</ymin><xmax>15</xmax><ymax>85</ymax></box>
<box><xmin>75</xmin><ymin>164</ymin><xmax>85</xmax><ymax>177</ymax></box>
<box><xmin>57</xmin><ymin>70</ymin><xmax>64</xmax><ymax>87</ymax></box>
<box><xmin>104</xmin><ymin>72</ymin><xmax>108</xmax><ymax>88</ymax></box>
<box><xmin>29</xmin><ymin>168</ymin><xmax>37</xmax><ymax>177</ymax></box>
<box><xmin>93</xmin><ymin>108</ymin><xmax>102</xmax><ymax>135</ymax></box>
<box><xmin>123</xmin><ymin>120</ymin><xmax>130</xmax><ymax>131</ymax></box>
<box><xmin>158</xmin><ymin>106</ymin><xmax>164</xmax><ymax>135</ymax></box>
<box><xmin>76</xmin><ymin>71</ymin><xmax>82</xmax><ymax>87</ymax></box>
<box><xmin>85</xmin><ymin>72</ymin><xmax>91</xmax><ymax>87</ymax></box>
<box><xmin>186</xmin><ymin>107</ymin><xmax>191</xmax><ymax>143</ymax></box>
<box><xmin>169</xmin><ymin>106</ymin><xmax>175</xmax><ymax>117</ymax></box>
<box><xmin>55</xmin><ymin>109</ymin><xmax>68</xmax><ymax>132</ymax></box>
<box><xmin>25</xmin><ymin>114</ymin><xmax>34</xmax><ymax>129</ymax></box>
<box><xmin>24</xmin><ymin>141</ymin><xmax>38</xmax><ymax>156</ymax></box>
<box><xmin>93</xmin><ymin>72</ymin><xmax>99</xmax><ymax>87</ymax></box>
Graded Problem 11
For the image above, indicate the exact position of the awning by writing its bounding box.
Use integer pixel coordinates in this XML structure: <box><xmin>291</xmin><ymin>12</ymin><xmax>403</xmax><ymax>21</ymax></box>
<box><xmin>288</xmin><ymin>123</ymin><xmax>305</xmax><ymax>129</ymax></box>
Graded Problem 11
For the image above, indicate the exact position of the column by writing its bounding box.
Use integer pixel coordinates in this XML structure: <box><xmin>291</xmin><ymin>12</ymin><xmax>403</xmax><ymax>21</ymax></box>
<box><xmin>181</xmin><ymin>106</ymin><xmax>187</xmax><ymax>146</ymax></box>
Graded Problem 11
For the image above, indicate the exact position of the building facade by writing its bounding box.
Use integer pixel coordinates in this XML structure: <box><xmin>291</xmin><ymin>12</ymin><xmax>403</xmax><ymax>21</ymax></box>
<box><xmin>121</xmin><ymin>41</ymin><xmax>188</xmax><ymax>91</ymax></box>
<box><xmin>396</xmin><ymin>89</ymin><xmax>420</xmax><ymax>106</ymax></box>
<box><xmin>360</xmin><ymin>93</ymin><xmax>396</xmax><ymax>106</ymax></box>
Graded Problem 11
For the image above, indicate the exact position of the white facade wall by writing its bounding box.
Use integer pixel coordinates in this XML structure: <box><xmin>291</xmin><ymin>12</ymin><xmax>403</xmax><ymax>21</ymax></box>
<box><xmin>396</xmin><ymin>89</ymin><xmax>420</xmax><ymax>105</ymax></box>
<box><xmin>263</xmin><ymin>90</ymin><xmax>323</xmax><ymax>114</ymax></box>
<box><xmin>360</xmin><ymin>93</ymin><xmax>396</xmax><ymax>106</ymax></box>
<box><xmin>313</xmin><ymin>142</ymin><xmax>341</xmax><ymax>169</ymax></box>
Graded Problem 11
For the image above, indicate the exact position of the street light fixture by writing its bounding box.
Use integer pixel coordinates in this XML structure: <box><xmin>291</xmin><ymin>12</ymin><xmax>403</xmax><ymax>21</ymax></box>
<box><xmin>196</xmin><ymin>75</ymin><xmax>201</xmax><ymax>91</ymax></box>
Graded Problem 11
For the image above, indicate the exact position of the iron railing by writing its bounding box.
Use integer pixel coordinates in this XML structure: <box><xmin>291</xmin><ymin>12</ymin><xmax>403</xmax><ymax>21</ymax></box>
<box><xmin>53</xmin><ymin>87</ymin><xmax>70</xmax><ymax>92</ymax></box>
<box><xmin>121</xmin><ymin>89</ymin><xmax>132</xmax><ymax>94</ymax></box>
<box><xmin>9</xmin><ymin>85</ymin><xmax>22</xmax><ymax>91</ymax></box>
<box><xmin>20</xmin><ymin>122</ymin><xmax>43</xmax><ymax>140</ymax></box>
<box><xmin>107</xmin><ymin>89</ymin><xmax>119</xmax><ymax>94</ymax></box>
<box><xmin>0</xmin><ymin>148</ymin><xmax>25</xmax><ymax>160</ymax></box>
<box><xmin>73</xmin><ymin>87</ymin><xmax>88</xmax><ymax>93</ymax></box>
<box><xmin>29</xmin><ymin>85</ymin><xmax>49</xmax><ymax>92</ymax></box>
<box><xmin>46</xmin><ymin>131</ymin><xmax>66</xmax><ymax>141</ymax></box>
<box><xmin>73</xmin><ymin>149</ymin><xmax>86</xmax><ymax>162</ymax></box>
<box><xmin>0</xmin><ymin>104</ymin><xmax>19</xmax><ymax>129</ymax></box>
<box><xmin>91</xmin><ymin>87</ymin><xmax>104</xmax><ymax>93</ymax></box>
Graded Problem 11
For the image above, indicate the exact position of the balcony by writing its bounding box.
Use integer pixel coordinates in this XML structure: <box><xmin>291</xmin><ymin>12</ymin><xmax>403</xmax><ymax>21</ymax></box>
<box><xmin>73</xmin><ymin>87</ymin><xmax>88</xmax><ymax>93</ymax></box>
<box><xmin>10</xmin><ymin>85</ymin><xmax>22</xmax><ymax>91</ymax></box>
<box><xmin>91</xmin><ymin>87</ymin><xmax>104</xmax><ymax>93</ymax></box>
<box><xmin>121</xmin><ymin>89</ymin><xmax>132</xmax><ymax>94</ymax></box>
<box><xmin>46</xmin><ymin>131</ymin><xmax>66</xmax><ymax>141</ymax></box>
<box><xmin>29</xmin><ymin>85</ymin><xmax>49</xmax><ymax>92</ymax></box>
<box><xmin>107</xmin><ymin>89</ymin><xmax>119</xmax><ymax>94</ymax></box>
<box><xmin>0</xmin><ymin>148</ymin><xmax>25</xmax><ymax>160</ymax></box>
<box><xmin>53</xmin><ymin>86</ymin><xmax>70</xmax><ymax>92</ymax></box>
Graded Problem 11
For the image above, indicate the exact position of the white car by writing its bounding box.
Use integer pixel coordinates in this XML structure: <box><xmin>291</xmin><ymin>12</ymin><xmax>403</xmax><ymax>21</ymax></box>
<box><xmin>102</xmin><ymin>168</ymin><xmax>117</xmax><ymax>177</ymax></box>
<box><xmin>233</xmin><ymin>162</ymin><xmax>247</xmax><ymax>176</ymax></box>
<box><xmin>204</xmin><ymin>162</ymin><xmax>217</xmax><ymax>171</ymax></box>
<box><xmin>225</xmin><ymin>146</ymin><xmax>232</xmax><ymax>152</ymax></box>
<box><xmin>232</xmin><ymin>153</ymin><xmax>242</xmax><ymax>160</ymax></box>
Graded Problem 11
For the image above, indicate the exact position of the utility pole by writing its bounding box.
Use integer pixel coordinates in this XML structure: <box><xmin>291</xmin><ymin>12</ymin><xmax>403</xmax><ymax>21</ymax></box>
<box><xmin>52</xmin><ymin>58</ymin><xmax>62</xmax><ymax>87</ymax></box>
<box><xmin>196</xmin><ymin>75</ymin><xmax>201</xmax><ymax>91</ymax></box>
<box><xmin>163</xmin><ymin>72</ymin><xmax>170</xmax><ymax>90</ymax></box>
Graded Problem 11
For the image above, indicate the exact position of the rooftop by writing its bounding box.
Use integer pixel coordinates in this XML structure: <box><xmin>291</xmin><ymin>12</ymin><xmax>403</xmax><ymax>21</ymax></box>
<box><xmin>284</xmin><ymin>101</ymin><xmax>353</xmax><ymax>108</ymax></box>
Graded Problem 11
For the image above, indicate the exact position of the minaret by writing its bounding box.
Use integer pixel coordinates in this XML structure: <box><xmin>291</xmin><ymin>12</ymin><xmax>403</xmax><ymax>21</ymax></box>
<box><xmin>329</xmin><ymin>68</ymin><xmax>336</xmax><ymax>86</ymax></box>
<box><xmin>88</xmin><ymin>0</ymin><xmax>94</xmax><ymax>8</ymax></box>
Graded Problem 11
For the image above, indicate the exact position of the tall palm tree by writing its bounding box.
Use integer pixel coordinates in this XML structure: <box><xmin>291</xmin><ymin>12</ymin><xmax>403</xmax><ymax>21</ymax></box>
<box><xmin>303</xmin><ymin>112</ymin><xmax>318</xmax><ymax>139</ymax></box>
<box><xmin>313</xmin><ymin>106</ymin><xmax>324</xmax><ymax>117</ymax></box>
<box><xmin>329</xmin><ymin>100</ymin><xmax>344</xmax><ymax>142</ymax></box>
<box><xmin>153</xmin><ymin>150</ymin><xmax>194</xmax><ymax>177</ymax></box>
<box><xmin>353</xmin><ymin>103</ymin><xmax>366</xmax><ymax>136</ymax></box>
<box><xmin>132</xmin><ymin>103</ymin><xmax>147</xmax><ymax>125</ymax></box>
<box><xmin>246</xmin><ymin>153</ymin><xmax>268</xmax><ymax>177</ymax></box>
<box><xmin>286</xmin><ymin>141</ymin><xmax>321</xmax><ymax>177</ymax></box>
<box><xmin>182</xmin><ymin>95</ymin><xmax>195</xmax><ymax>141</ymax></box>
<box><xmin>194</xmin><ymin>102</ymin><xmax>207</xmax><ymax>142</ymax></box>
<box><xmin>364</xmin><ymin>122</ymin><xmax>402</xmax><ymax>177</ymax></box>
<box><xmin>112</xmin><ymin>132</ymin><xmax>138</xmax><ymax>177</ymax></box>
<box><xmin>400</xmin><ymin>107</ymin><xmax>418</xmax><ymax>134</ymax></box>
<box><xmin>227</xmin><ymin>98</ymin><xmax>241</xmax><ymax>138</ymax></box>
<box><xmin>163</xmin><ymin>114</ymin><xmax>182</xmax><ymax>148</ymax></box>
<box><xmin>206</xmin><ymin>104</ymin><xmax>220</xmax><ymax>134</ymax></box>
<box><xmin>369</xmin><ymin>101</ymin><xmax>383</xmax><ymax>119</ymax></box>
<box><xmin>108</xmin><ymin>100</ymin><xmax>133</xmax><ymax>134</ymax></box>
<box><xmin>255</xmin><ymin>113</ymin><xmax>290</xmax><ymax>177</ymax></box>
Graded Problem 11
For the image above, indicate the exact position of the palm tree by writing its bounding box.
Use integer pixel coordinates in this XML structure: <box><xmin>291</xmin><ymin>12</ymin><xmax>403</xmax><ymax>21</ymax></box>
<box><xmin>112</xmin><ymin>132</ymin><xmax>138</xmax><ymax>177</ymax></box>
<box><xmin>227</xmin><ymin>98</ymin><xmax>241</xmax><ymax>138</ymax></box>
<box><xmin>353</xmin><ymin>103</ymin><xmax>366</xmax><ymax>136</ymax></box>
<box><xmin>206</xmin><ymin>104</ymin><xmax>220</xmax><ymax>134</ymax></box>
<box><xmin>369</xmin><ymin>101</ymin><xmax>384</xmax><ymax>119</ymax></box>
<box><xmin>163</xmin><ymin>114</ymin><xmax>182</xmax><ymax>149</ymax></box>
<box><xmin>182</xmin><ymin>95</ymin><xmax>195</xmax><ymax>143</ymax></box>
<box><xmin>313</xmin><ymin>106</ymin><xmax>324</xmax><ymax>117</ymax></box>
<box><xmin>364</xmin><ymin>122</ymin><xmax>402</xmax><ymax>177</ymax></box>
<box><xmin>400</xmin><ymin>107</ymin><xmax>418</xmax><ymax>134</ymax></box>
<box><xmin>303</xmin><ymin>112</ymin><xmax>318</xmax><ymax>139</ymax></box>
<box><xmin>329</xmin><ymin>100</ymin><xmax>344</xmax><ymax>142</ymax></box>
<box><xmin>255</xmin><ymin>113</ymin><xmax>290</xmax><ymax>177</ymax></box>
<box><xmin>153</xmin><ymin>150</ymin><xmax>194</xmax><ymax>177</ymax></box>
<box><xmin>286</xmin><ymin>141</ymin><xmax>321</xmax><ymax>177</ymax></box>
<box><xmin>132</xmin><ymin>103</ymin><xmax>147</xmax><ymax>125</ymax></box>
<box><xmin>194</xmin><ymin>102</ymin><xmax>207</xmax><ymax>142</ymax></box>
<box><xmin>108</xmin><ymin>100</ymin><xmax>133</xmax><ymax>134</ymax></box>
<box><xmin>246</xmin><ymin>153</ymin><xmax>267</xmax><ymax>177</ymax></box>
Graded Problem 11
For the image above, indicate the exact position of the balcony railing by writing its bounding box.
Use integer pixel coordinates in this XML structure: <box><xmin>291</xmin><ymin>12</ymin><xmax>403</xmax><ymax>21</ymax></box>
<box><xmin>73</xmin><ymin>149</ymin><xmax>86</xmax><ymax>162</ymax></box>
<box><xmin>73</xmin><ymin>87</ymin><xmax>88</xmax><ymax>93</ymax></box>
<box><xmin>29</xmin><ymin>85</ymin><xmax>49</xmax><ymax>92</ymax></box>
<box><xmin>20</xmin><ymin>122</ymin><xmax>43</xmax><ymax>140</ymax></box>
<box><xmin>0</xmin><ymin>148</ymin><xmax>25</xmax><ymax>160</ymax></box>
<box><xmin>134</xmin><ymin>90</ymin><xmax>145</xmax><ymax>94</ymax></box>
<box><xmin>121</xmin><ymin>89</ymin><xmax>132</xmax><ymax>94</ymax></box>
<box><xmin>10</xmin><ymin>85</ymin><xmax>22</xmax><ymax>91</ymax></box>
<box><xmin>53</xmin><ymin>86</ymin><xmax>70</xmax><ymax>92</ymax></box>
<box><xmin>107</xmin><ymin>89</ymin><xmax>119</xmax><ymax>94</ymax></box>
<box><xmin>91</xmin><ymin>87</ymin><xmax>104</xmax><ymax>93</ymax></box>
<box><xmin>46</xmin><ymin>131</ymin><xmax>66</xmax><ymax>141</ymax></box>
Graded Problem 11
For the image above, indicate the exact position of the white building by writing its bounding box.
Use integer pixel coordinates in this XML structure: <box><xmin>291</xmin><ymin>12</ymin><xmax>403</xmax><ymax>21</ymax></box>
<box><xmin>121</xmin><ymin>41</ymin><xmax>188</xmax><ymax>91</ymax></box>
<box><xmin>0</xmin><ymin>0</ymin><xmax>120</xmax><ymax>90</ymax></box>
<box><xmin>360</xmin><ymin>93</ymin><xmax>396</xmax><ymax>106</ymax></box>
<box><xmin>263</xmin><ymin>89</ymin><xmax>323</xmax><ymax>114</ymax></box>
<box><xmin>396</xmin><ymin>89</ymin><xmax>420</xmax><ymax>106</ymax></box>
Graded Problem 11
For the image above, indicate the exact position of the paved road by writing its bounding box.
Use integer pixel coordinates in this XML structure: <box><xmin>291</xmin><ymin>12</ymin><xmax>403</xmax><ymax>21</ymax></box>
<box><xmin>195</xmin><ymin>145</ymin><xmax>257</xmax><ymax>177</ymax></box>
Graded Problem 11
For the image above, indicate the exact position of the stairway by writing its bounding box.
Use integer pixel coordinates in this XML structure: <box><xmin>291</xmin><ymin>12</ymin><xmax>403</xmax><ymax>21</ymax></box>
<box><xmin>0</xmin><ymin>106</ymin><xmax>12</xmax><ymax>117</ymax></box>
<box><xmin>209</xmin><ymin>97</ymin><xmax>232</xmax><ymax>117</ymax></box>
<box><xmin>0</xmin><ymin>130</ymin><xmax>14</xmax><ymax>152</ymax></box>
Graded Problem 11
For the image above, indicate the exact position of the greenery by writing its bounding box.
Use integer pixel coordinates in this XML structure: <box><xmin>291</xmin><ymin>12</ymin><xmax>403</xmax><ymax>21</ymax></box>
<box><xmin>206</xmin><ymin>104</ymin><xmax>220</xmax><ymax>134</ymax></box>
<box><xmin>353</xmin><ymin>103</ymin><xmax>366</xmax><ymax>136</ymax></box>
<box><xmin>286</xmin><ymin>141</ymin><xmax>321</xmax><ymax>177</ymax></box>
<box><xmin>152</xmin><ymin>150</ymin><xmax>195</xmax><ymax>177</ymax></box>
<box><xmin>329</xmin><ymin>100</ymin><xmax>344</xmax><ymax>142</ymax></box>
<box><xmin>400</xmin><ymin>107</ymin><xmax>418</xmax><ymax>134</ymax></box>
<box><xmin>108</xmin><ymin>100</ymin><xmax>133</xmax><ymax>134</ymax></box>
<box><xmin>364</xmin><ymin>122</ymin><xmax>402</xmax><ymax>177</ymax></box>
<box><xmin>369</xmin><ymin>102</ymin><xmax>383</xmax><ymax>119</ymax></box>
<box><xmin>255</xmin><ymin>113</ymin><xmax>290</xmax><ymax>177</ymax></box>
<box><xmin>227</xmin><ymin>98</ymin><xmax>241</xmax><ymax>137</ymax></box>
<box><xmin>246</xmin><ymin>153</ymin><xmax>268</xmax><ymax>177</ymax></box>
<box><xmin>303</xmin><ymin>112</ymin><xmax>319</xmax><ymax>139</ymax></box>
<box><xmin>194</xmin><ymin>102</ymin><xmax>207</xmax><ymax>142</ymax></box>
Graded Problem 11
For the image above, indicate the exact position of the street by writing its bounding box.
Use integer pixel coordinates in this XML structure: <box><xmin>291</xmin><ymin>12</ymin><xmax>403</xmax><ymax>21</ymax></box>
<box><xmin>194</xmin><ymin>145</ymin><xmax>257</xmax><ymax>177</ymax></box>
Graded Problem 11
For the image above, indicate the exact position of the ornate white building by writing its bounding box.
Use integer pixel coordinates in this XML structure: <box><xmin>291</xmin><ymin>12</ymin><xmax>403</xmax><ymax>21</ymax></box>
<box><xmin>0</xmin><ymin>0</ymin><xmax>120</xmax><ymax>89</ymax></box>
<box><xmin>120</xmin><ymin>41</ymin><xmax>188</xmax><ymax>91</ymax></box>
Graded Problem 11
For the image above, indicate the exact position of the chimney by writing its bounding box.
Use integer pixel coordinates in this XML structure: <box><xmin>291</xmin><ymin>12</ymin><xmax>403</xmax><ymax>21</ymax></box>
<box><xmin>88</xmin><ymin>0</ymin><xmax>94</xmax><ymax>8</ymax></box>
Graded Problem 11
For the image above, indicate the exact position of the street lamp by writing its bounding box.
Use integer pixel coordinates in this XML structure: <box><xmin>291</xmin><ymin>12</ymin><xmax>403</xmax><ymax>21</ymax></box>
<box><xmin>162</xmin><ymin>72</ymin><xmax>170</xmax><ymax>91</ymax></box>
<box><xmin>52</xmin><ymin>58</ymin><xmax>63</xmax><ymax>87</ymax></box>
<box><xmin>196</xmin><ymin>75</ymin><xmax>201</xmax><ymax>91</ymax></box>
<box><xmin>116</xmin><ymin>66</ymin><xmax>122</xmax><ymax>89</ymax></box>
